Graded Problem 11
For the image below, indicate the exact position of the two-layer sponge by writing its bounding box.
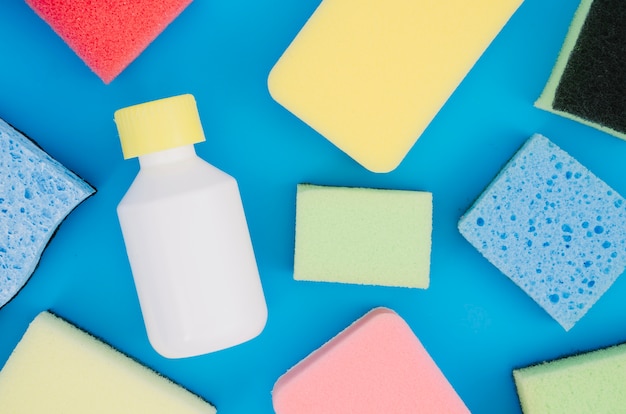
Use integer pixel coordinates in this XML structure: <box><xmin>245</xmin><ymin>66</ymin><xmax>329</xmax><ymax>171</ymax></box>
<box><xmin>0</xmin><ymin>312</ymin><xmax>216</xmax><ymax>413</ymax></box>
<box><xmin>0</xmin><ymin>118</ymin><xmax>94</xmax><ymax>308</ymax></box>
<box><xmin>513</xmin><ymin>342</ymin><xmax>626</xmax><ymax>413</ymax></box>
<box><xmin>25</xmin><ymin>0</ymin><xmax>193</xmax><ymax>83</ymax></box>
<box><xmin>268</xmin><ymin>0</ymin><xmax>523</xmax><ymax>172</ymax></box>
<box><xmin>459</xmin><ymin>134</ymin><xmax>626</xmax><ymax>330</ymax></box>
<box><xmin>536</xmin><ymin>0</ymin><xmax>626</xmax><ymax>140</ymax></box>
<box><xmin>294</xmin><ymin>184</ymin><xmax>432</xmax><ymax>288</ymax></box>
<box><xmin>272</xmin><ymin>307</ymin><xmax>470</xmax><ymax>413</ymax></box>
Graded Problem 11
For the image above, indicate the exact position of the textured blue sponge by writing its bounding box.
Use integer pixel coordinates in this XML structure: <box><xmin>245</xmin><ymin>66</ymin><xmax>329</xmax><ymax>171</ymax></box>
<box><xmin>459</xmin><ymin>134</ymin><xmax>626</xmax><ymax>330</ymax></box>
<box><xmin>0</xmin><ymin>118</ymin><xmax>95</xmax><ymax>307</ymax></box>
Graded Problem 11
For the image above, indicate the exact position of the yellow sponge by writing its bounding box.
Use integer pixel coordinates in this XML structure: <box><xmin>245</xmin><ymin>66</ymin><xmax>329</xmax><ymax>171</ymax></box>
<box><xmin>269</xmin><ymin>0</ymin><xmax>523</xmax><ymax>172</ymax></box>
<box><xmin>0</xmin><ymin>312</ymin><xmax>216</xmax><ymax>413</ymax></box>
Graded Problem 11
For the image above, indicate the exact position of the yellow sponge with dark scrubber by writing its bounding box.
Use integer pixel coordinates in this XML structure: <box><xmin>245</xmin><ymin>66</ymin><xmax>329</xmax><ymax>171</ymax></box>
<box><xmin>0</xmin><ymin>312</ymin><xmax>216</xmax><ymax>413</ymax></box>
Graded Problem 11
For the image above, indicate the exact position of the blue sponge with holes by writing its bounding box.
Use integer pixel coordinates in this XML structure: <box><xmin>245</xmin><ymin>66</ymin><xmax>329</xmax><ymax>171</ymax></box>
<box><xmin>0</xmin><ymin>118</ymin><xmax>95</xmax><ymax>307</ymax></box>
<box><xmin>459</xmin><ymin>134</ymin><xmax>626</xmax><ymax>330</ymax></box>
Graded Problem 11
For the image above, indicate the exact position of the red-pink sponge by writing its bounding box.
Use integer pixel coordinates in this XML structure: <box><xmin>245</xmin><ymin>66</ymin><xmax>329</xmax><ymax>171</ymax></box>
<box><xmin>272</xmin><ymin>307</ymin><xmax>470</xmax><ymax>413</ymax></box>
<box><xmin>25</xmin><ymin>0</ymin><xmax>193</xmax><ymax>83</ymax></box>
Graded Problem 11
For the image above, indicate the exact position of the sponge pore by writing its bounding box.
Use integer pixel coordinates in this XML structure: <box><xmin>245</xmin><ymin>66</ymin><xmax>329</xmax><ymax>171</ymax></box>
<box><xmin>0</xmin><ymin>118</ymin><xmax>94</xmax><ymax>308</ymax></box>
<box><xmin>0</xmin><ymin>312</ymin><xmax>216</xmax><ymax>413</ymax></box>
<box><xmin>513</xmin><ymin>342</ymin><xmax>626</xmax><ymax>413</ymax></box>
<box><xmin>272</xmin><ymin>307</ymin><xmax>470</xmax><ymax>413</ymax></box>
<box><xmin>25</xmin><ymin>0</ymin><xmax>193</xmax><ymax>83</ymax></box>
<box><xmin>459</xmin><ymin>134</ymin><xmax>626</xmax><ymax>330</ymax></box>
<box><xmin>536</xmin><ymin>0</ymin><xmax>626</xmax><ymax>139</ymax></box>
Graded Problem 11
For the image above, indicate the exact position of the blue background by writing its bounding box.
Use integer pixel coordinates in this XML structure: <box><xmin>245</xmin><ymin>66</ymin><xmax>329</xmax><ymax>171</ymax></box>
<box><xmin>1</xmin><ymin>1</ymin><xmax>625</xmax><ymax>413</ymax></box>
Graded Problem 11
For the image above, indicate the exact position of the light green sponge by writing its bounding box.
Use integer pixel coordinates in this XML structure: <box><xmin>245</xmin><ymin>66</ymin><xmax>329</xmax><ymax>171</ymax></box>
<box><xmin>513</xmin><ymin>343</ymin><xmax>626</xmax><ymax>413</ymax></box>
<box><xmin>294</xmin><ymin>184</ymin><xmax>432</xmax><ymax>288</ymax></box>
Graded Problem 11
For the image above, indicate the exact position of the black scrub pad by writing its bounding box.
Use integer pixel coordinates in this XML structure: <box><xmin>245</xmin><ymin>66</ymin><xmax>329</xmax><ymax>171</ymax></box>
<box><xmin>536</xmin><ymin>0</ymin><xmax>626</xmax><ymax>139</ymax></box>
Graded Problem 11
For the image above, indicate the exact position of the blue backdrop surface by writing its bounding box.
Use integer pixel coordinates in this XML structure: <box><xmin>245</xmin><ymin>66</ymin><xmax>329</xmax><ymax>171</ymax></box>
<box><xmin>1</xmin><ymin>1</ymin><xmax>626</xmax><ymax>413</ymax></box>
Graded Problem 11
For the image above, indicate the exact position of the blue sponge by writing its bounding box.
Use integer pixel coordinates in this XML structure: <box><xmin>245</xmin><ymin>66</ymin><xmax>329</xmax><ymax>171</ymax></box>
<box><xmin>459</xmin><ymin>134</ymin><xmax>626</xmax><ymax>330</ymax></box>
<box><xmin>0</xmin><ymin>118</ymin><xmax>95</xmax><ymax>307</ymax></box>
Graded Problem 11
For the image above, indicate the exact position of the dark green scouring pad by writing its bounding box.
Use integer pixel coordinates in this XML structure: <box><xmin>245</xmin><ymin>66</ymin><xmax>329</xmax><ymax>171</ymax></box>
<box><xmin>536</xmin><ymin>0</ymin><xmax>626</xmax><ymax>139</ymax></box>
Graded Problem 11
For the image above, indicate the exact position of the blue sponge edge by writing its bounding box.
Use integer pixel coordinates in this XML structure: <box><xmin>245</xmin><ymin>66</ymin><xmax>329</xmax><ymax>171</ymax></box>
<box><xmin>0</xmin><ymin>118</ymin><xmax>95</xmax><ymax>307</ymax></box>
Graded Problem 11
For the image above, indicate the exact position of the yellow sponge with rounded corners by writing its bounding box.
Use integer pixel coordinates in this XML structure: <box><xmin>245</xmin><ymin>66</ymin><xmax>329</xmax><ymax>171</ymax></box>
<box><xmin>269</xmin><ymin>0</ymin><xmax>523</xmax><ymax>172</ymax></box>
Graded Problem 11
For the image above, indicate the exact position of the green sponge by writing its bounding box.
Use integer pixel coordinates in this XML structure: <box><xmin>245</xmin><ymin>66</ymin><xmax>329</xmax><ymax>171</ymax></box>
<box><xmin>513</xmin><ymin>343</ymin><xmax>626</xmax><ymax>413</ymax></box>
<box><xmin>536</xmin><ymin>0</ymin><xmax>626</xmax><ymax>139</ymax></box>
<box><xmin>294</xmin><ymin>184</ymin><xmax>432</xmax><ymax>288</ymax></box>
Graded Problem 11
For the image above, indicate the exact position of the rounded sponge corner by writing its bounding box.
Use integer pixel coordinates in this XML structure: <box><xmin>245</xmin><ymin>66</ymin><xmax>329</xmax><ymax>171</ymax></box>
<box><xmin>272</xmin><ymin>307</ymin><xmax>470</xmax><ymax>413</ymax></box>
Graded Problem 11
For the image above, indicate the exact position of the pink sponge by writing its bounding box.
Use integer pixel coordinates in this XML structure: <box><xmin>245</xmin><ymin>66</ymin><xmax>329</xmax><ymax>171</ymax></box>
<box><xmin>272</xmin><ymin>307</ymin><xmax>470</xmax><ymax>413</ymax></box>
<box><xmin>25</xmin><ymin>0</ymin><xmax>193</xmax><ymax>83</ymax></box>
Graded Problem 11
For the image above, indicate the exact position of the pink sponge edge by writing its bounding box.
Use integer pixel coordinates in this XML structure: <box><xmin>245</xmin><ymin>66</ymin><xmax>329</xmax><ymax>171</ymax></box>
<box><xmin>25</xmin><ymin>0</ymin><xmax>193</xmax><ymax>83</ymax></box>
<box><xmin>272</xmin><ymin>307</ymin><xmax>470</xmax><ymax>413</ymax></box>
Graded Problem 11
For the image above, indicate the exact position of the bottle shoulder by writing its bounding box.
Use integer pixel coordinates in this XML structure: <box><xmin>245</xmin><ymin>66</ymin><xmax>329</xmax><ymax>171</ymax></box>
<box><xmin>118</xmin><ymin>158</ymin><xmax>238</xmax><ymax>207</ymax></box>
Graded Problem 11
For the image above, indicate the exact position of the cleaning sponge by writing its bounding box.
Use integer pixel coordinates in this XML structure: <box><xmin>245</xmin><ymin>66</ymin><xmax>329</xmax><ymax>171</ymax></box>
<box><xmin>25</xmin><ymin>0</ymin><xmax>193</xmax><ymax>83</ymax></box>
<box><xmin>272</xmin><ymin>307</ymin><xmax>470</xmax><ymax>413</ymax></box>
<box><xmin>0</xmin><ymin>118</ymin><xmax>94</xmax><ymax>308</ymax></box>
<box><xmin>0</xmin><ymin>312</ymin><xmax>216</xmax><ymax>413</ymax></box>
<box><xmin>536</xmin><ymin>0</ymin><xmax>626</xmax><ymax>139</ymax></box>
<box><xmin>458</xmin><ymin>134</ymin><xmax>626</xmax><ymax>330</ymax></box>
<box><xmin>513</xmin><ymin>342</ymin><xmax>626</xmax><ymax>413</ymax></box>
<box><xmin>268</xmin><ymin>0</ymin><xmax>523</xmax><ymax>172</ymax></box>
<box><xmin>294</xmin><ymin>184</ymin><xmax>432</xmax><ymax>288</ymax></box>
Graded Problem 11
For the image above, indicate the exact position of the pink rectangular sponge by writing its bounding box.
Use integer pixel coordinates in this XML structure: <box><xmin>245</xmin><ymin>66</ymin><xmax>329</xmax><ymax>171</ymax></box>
<box><xmin>272</xmin><ymin>307</ymin><xmax>470</xmax><ymax>413</ymax></box>
<box><xmin>25</xmin><ymin>0</ymin><xmax>193</xmax><ymax>83</ymax></box>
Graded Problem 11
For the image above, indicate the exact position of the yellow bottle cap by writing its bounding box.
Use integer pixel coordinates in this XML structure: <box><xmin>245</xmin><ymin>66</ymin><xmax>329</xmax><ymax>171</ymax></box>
<box><xmin>114</xmin><ymin>94</ymin><xmax>206</xmax><ymax>159</ymax></box>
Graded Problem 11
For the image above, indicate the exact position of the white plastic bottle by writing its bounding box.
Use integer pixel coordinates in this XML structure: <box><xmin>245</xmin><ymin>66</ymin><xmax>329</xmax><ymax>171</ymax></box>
<box><xmin>114</xmin><ymin>94</ymin><xmax>267</xmax><ymax>358</ymax></box>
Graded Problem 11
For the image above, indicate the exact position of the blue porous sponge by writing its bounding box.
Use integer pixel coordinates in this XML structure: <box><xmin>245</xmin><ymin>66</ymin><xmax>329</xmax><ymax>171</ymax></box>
<box><xmin>459</xmin><ymin>134</ymin><xmax>626</xmax><ymax>330</ymax></box>
<box><xmin>0</xmin><ymin>118</ymin><xmax>95</xmax><ymax>307</ymax></box>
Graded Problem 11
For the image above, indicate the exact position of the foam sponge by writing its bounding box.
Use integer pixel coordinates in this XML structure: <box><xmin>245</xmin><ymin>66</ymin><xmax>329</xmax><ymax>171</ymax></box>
<box><xmin>25</xmin><ymin>0</ymin><xmax>193</xmax><ymax>83</ymax></box>
<box><xmin>536</xmin><ymin>0</ymin><xmax>626</xmax><ymax>140</ymax></box>
<box><xmin>272</xmin><ymin>307</ymin><xmax>470</xmax><ymax>413</ymax></box>
<box><xmin>513</xmin><ymin>342</ymin><xmax>626</xmax><ymax>413</ymax></box>
<box><xmin>0</xmin><ymin>312</ymin><xmax>216</xmax><ymax>413</ymax></box>
<box><xmin>294</xmin><ymin>184</ymin><xmax>432</xmax><ymax>288</ymax></box>
<box><xmin>268</xmin><ymin>0</ymin><xmax>523</xmax><ymax>172</ymax></box>
<box><xmin>0</xmin><ymin>118</ymin><xmax>94</xmax><ymax>308</ymax></box>
<box><xmin>459</xmin><ymin>134</ymin><xmax>626</xmax><ymax>330</ymax></box>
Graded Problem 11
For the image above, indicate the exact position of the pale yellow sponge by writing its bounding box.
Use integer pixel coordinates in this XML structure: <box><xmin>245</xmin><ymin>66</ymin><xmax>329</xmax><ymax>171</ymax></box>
<box><xmin>269</xmin><ymin>0</ymin><xmax>523</xmax><ymax>172</ymax></box>
<box><xmin>0</xmin><ymin>312</ymin><xmax>216</xmax><ymax>413</ymax></box>
<box><xmin>294</xmin><ymin>184</ymin><xmax>432</xmax><ymax>288</ymax></box>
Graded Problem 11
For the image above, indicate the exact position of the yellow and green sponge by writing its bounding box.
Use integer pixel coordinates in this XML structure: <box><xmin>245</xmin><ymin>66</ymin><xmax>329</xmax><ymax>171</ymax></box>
<box><xmin>514</xmin><ymin>342</ymin><xmax>626</xmax><ymax>413</ymax></box>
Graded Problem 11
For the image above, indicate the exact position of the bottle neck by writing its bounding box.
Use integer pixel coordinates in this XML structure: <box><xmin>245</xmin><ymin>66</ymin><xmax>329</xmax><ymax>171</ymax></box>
<box><xmin>138</xmin><ymin>145</ymin><xmax>197</xmax><ymax>168</ymax></box>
